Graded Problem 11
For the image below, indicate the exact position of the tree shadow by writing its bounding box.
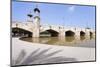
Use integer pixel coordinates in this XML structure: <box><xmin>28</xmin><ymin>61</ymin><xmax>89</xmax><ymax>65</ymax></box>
<box><xmin>12</xmin><ymin>48</ymin><xmax>77</xmax><ymax>66</ymax></box>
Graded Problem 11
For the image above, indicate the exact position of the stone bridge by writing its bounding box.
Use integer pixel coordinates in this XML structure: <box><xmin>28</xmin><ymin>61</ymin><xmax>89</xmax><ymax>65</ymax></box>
<box><xmin>12</xmin><ymin>22</ymin><xmax>95</xmax><ymax>39</ymax></box>
<box><xmin>12</xmin><ymin>6</ymin><xmax>95</xmax><ymax>39</ymax></box>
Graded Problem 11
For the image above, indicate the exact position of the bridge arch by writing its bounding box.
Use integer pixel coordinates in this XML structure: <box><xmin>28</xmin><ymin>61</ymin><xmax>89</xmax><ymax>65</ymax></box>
<box><xmin>90</xmin><ymin>31</ymin><xmax>94</xmax><ymax>39</ymax></box>
<box><xmin>40</xmin><ymin>29</ymin><xmax>59</xmax><ymax>37</ymax></box>
<box><xmin>65</xmin><ymin>30</ymin><xmax>75</xmax><ymax>36</ymax></box>
<box><xmin>80</xmin><ymin>31</ymin><xmax>85</xmax><ymax>36</ymax></box>
<box><xmin>79</xmin><ymin>31</ymin><xmax>86</xmax><ymax>40</ymax></box>
<box><xmin>12</xmin><ymin>27</ymin><xmax>32</xmax><ymax>37</ymax></box>
<box><xmin>90</xmin><ymin>31</ymin><xmax>93</xmax><ymax>36</ymax></box>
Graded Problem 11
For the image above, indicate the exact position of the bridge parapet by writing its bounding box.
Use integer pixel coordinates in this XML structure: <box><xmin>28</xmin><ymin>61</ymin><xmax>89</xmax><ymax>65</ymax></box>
<box><xmin>80</xmin><ymin>28</ymin><xmax>86</xmax><ymax>32</ymax></box>
<box><xmin>64</xmin><ymin>27</ymin><xmax>76</xmax><ymax>32</ymax></box>
<box><xmin>40</xmin><ymin>25</ymin><xmax>60</xmax><ymax>32</ymax></box>
<box><xmin>12</xmin><ymin>22</ymin><xmax>33</xmax><ymax>32</ymax></box>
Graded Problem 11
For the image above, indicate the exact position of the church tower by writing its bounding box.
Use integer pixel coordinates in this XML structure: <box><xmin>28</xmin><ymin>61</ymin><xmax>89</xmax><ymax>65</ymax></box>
<box><xmin>33</xmin><ymin>5</ymin><xmax>40</xmax><ymax>37</ymax></box>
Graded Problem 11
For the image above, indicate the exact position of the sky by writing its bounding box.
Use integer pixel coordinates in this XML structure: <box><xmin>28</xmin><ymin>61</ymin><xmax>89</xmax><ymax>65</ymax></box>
<box><xmin>12</xmin><ymin>1</ymin><xmax>96</xmax><ymax>29</ymax></box>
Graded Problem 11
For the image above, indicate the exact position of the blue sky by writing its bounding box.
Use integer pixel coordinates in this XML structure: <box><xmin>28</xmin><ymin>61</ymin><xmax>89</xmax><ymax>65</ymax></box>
<box><xmin>12</xmin><ymin>1</ymin><xmax>96</xmax><ymax>29</ymax></box>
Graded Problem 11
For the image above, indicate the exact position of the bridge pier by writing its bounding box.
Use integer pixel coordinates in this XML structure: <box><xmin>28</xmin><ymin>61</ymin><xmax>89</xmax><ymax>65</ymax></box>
<box><xmin>32</xmin><ymin>17</ymin><xmax>40</xmax><ymax>38</ymax></box>
<box><xmin>59</xmin><ymin>32</ymin><xmax>65</xmax><ymax>38</ymax></box>
<box><xmin>58</xmin><ymin>28</ymin><xmax>66</xmax><ymax>43</ymax></box>
<box><xmin>92</xmin><ymin>32</ymin><xmax>95</xmax><ymax>38</ymax></box>
<box><xmin>58</xmin><ymin>28</ymin><xmax>65</xmax><ymax>38</ymax></box>
<box><xmin>85</xmin><ymin>29</ymin><xmax>90</xmax><ymax>40</ymax></box>
<box><xmin>75</xmin><ymin>31</ymin><xmax>80</xmax><ymax>40</ymax></box>
<box><xmin>32</xmin><ymin>30</ymin><xmax>40</xmax><ymax>37</ymax></box>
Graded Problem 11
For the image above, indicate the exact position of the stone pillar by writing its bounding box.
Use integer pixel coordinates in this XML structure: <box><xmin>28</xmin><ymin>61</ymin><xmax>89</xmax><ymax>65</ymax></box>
<box><xmin>85</xmin><ymin>29</ymin><xmax>90</xmax><ymax>40</ymax></box>
<box><xmin>32</xmin><ymin>16</ymin><xmax>40</xmax><ymax>37</ymax></box>
<box><xmin>59</xmin><ymin>31</ymin><xmax>65</xmax><ymax>41</ymax></box>
<box><xmin>75</xmin><ymin>30</ymin><xmax>80</xmax><ymax>41</ymax></box>
<box><xmin>58</xmin><ymin>27</ymin><xmax>65</xmax><ymax>37</ymax></box>
<box><xmin>58</xmin><ymin>27</ymin><xmax>65</xmax><ymax>42</ymax></box>
<box><xmin>90</xmin><ymin>31</ymin><xmax>95</xmax><ymax>39</ymax></box>
<box><xmin>93</xmin><ymin>32</ymin><xmax>96</xmax><ymax>38</ymax></box>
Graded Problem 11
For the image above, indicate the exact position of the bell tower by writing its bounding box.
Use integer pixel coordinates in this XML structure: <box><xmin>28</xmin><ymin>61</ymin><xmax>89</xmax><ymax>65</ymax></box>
<box><xmin>33</xmin><ymin>5</ymin><xmax>40</xmax><ymax>37</ymax></box>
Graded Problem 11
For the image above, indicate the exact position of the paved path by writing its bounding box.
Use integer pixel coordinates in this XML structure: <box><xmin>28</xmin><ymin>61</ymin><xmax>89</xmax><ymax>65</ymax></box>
<box><xmin>12</xmin><ymin>38</ymin><xmax>95</xmax><ymax>65</ymax></box>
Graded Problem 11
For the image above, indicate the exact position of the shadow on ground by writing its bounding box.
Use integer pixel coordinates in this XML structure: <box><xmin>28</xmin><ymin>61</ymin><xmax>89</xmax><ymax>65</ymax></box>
<box><xmin>12</xmin><ymin>48</ymin><xmax>77</xmax><ymax>66</ymax></box>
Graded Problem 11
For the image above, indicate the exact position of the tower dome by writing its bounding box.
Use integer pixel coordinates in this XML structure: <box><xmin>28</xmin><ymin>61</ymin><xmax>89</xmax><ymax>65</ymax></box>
<box><xmin>34</xmin><ymin>7</ymin><xmax>40</xmax><ymax>13</ymax></box>
<box><xmin>34</xmin><ymin>5</ymin><xmax>40</xmax><ymax>18</ymax></box>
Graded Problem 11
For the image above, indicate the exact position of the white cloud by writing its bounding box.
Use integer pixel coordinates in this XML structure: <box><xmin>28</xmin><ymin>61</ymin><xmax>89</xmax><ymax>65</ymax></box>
<box><xmin>68</xmin><ymin>6</ymin><xmax>75</xmax><ymax>12</ymax></box>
